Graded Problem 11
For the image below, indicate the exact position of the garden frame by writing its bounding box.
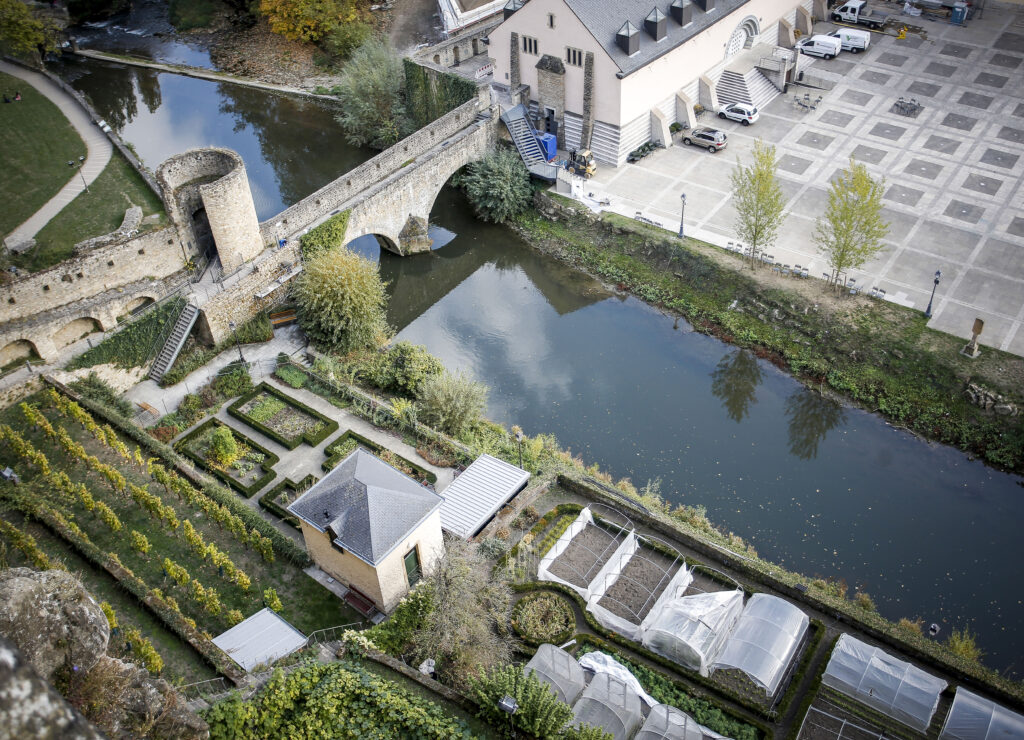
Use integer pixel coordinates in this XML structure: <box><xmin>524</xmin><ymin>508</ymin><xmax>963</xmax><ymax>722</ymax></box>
<box><xmin>321</xmin><ymin>429</ymin><xmax>437</xmax><ymax>485</ymax></box>
<box><xmin>537</xmin><ymin>503</ymin><xmax>636</xmax><ymax>598</ymax></box>
<box><xmin>258</xmin><ymin>474</ymin><xmax>319</xmax><ymax>529</ymax></box>
<box><xmin>228</xmin><ymin>382</ymin><xmax>339</xmax><ymax>450</ymax></box>
<box><xmin>174</xmin><ymin>418</ymin><xmax>279</xmax><ymax>497</ymax></box>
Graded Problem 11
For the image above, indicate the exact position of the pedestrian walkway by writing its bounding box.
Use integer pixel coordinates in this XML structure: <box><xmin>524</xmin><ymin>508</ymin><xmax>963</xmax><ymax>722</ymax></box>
<box><xmin>1</xmin><ymin>60</ymin><xmax>113</xmax><ymax>250</ymax></box>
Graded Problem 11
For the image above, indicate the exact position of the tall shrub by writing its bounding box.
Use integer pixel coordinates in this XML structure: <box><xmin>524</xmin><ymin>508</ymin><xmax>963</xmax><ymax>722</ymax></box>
<box><xmin>334</xmin><ymin>37</ymin><xmax>411</xmax><ymax>149</ymax></box>
<box><xmin>416</xmin><ymin>370</ymin><xmax>488</xmax><ymax>436</ymax></box>
<box><xmin>468</xmin><ymin>664</ymin><xmax>573</xmax><ymax>739</ymax></box>
<box><xmin>462</xmin><ymin>148</ymin><xmax>532</xmax><ymax>224</ymax></box>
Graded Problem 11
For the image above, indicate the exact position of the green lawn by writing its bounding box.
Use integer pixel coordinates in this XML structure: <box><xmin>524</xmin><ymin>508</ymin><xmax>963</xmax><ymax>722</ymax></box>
<box><xmin>9</xmin><ymin>152</ymin><xmax>166</xmax><ymax>273</ymax></box>
<box><xmin>0</xmin><ymin>70</ymin><xmax>85</xmax><ymax>236</ymax></box>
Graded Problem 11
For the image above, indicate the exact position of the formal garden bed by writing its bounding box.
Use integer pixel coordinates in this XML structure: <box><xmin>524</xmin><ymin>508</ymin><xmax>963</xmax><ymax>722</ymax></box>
<box><xmin>596</xmin><ymin>544</ymin><xmax>681</xmax><ymax>623</ymax></box>
<box><xmin>228</xmin><ymin>382</ymin><xmax>337</xmax><ymax>450</ymax></box>
<box><xmin>510</xmin><ymin>591</ymin><xmax>576</xmax><ymax>648</ymax></box>
<box><xmin>322</xmin><ymin>430</ymin><xmax>437</xmax><ymax>485</ymax></box>
<box><xmin>175</xmin><ymin>418</ymin><xmax>278</xmax><ymax>497</ymax></box>
<box><xmin>258</xmin><ymin>474</ymin><xmax>319</xmax><ymax>530</ymax></box>
<box><xmin>545</xmin><ymin>523</ymin><xmax>620</xmax><ymax>590</ymax></box>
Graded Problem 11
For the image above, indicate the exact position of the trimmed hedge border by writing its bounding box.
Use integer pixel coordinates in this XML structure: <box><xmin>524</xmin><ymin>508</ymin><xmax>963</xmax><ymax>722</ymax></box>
<box><xmin>228</xmin><ymin>382</ymin><xmax>339</xmax><ymax>450</ymax></box>
<box><xmin>497</xmin><ymin>502</ymin><xmax>583</xmax><ymax>573</ymax></box>
<box><xmin>322</xmin><ymin>430</ymin><xmax>437</xmax><ymax>485</ymax></box>
<box><xmin>259</xmin><ymin>474</ymin><xmax>319</xmax><ymax>529</ymax></box>
<box><xmin>175</xmin><ymin>418</ymin><xmax>279</xmax><ymax>497</ymax></box>
<box><xmin>785</xmin><ymin>635</ymin><xmax>839</xmax><ymax>740</ymax></box>
<box><xmin>510</xmin><ymin>591</ymin><xmax>576</xmax><ymax>648</ymax></box>
<box><xmin>44</xmin><ymin>378</ymin><xmax>311</xmax><ymax>567</ymax></box>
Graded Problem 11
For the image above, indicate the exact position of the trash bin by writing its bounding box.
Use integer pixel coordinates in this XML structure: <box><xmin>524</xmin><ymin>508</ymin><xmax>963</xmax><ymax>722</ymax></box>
<box><xmin>950</xmin><ymin>2</ymin><xmax>967</xmax><ymax>24</ymax></box>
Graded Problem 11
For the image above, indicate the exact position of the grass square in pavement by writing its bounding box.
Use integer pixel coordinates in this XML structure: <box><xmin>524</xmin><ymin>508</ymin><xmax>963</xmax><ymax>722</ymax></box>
<box><xmin>0</xmin><ymin>70</ymin><xmax>85</xmax><ymax>235</ymax></box>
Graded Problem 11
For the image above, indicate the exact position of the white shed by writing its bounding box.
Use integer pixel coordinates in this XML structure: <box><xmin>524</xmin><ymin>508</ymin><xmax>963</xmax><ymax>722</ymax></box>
<box><xmin>212</xmin><ymin>608</ymin><xmax>307</xmax><ymax>671</ymax></box>
<box><xmin>439</xmin><ymin>454</ymin><xmax>529</xmax><ymax>539</ymax></box>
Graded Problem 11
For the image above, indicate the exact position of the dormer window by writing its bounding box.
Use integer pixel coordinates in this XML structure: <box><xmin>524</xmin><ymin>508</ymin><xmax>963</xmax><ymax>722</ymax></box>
<box><xmin>645</xmin><ymin>8</ymin><xmax>667</xmax><ymax>41</ymax></box>
<box><xmin>616</xmin><ymin>21</ymin><xmax>640</xmax><ymax>56</ymax></box>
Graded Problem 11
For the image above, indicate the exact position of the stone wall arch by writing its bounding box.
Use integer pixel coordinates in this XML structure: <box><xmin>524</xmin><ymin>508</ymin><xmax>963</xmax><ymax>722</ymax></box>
<box><xmin>123</xmin><ymin>296</ymin><xmax>156</xmax><ymax>315</ymax></box>
<box><xmin>53</xmin><ymin>317</ymin><xmax>103</xmax><ymax>349</ymax></box>
<box><xmin>0</xmin><ymin>339</ymin><xmax>40</xmax><ymax>366</ymax></box>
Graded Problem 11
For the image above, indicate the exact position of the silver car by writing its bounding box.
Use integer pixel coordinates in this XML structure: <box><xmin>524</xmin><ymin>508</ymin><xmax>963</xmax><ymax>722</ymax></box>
<box><xmin>682</xmin><ymin>127</ymin><xmax>728</xmax><ymax>152</ymax></box>
<box><xmin>718</xmin><ymin>102</ymin><xmax>759</xmax><ymax>126</ymax></box>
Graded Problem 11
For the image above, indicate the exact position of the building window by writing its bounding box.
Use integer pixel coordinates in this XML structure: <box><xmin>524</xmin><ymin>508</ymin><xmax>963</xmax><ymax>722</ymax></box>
<box><xmin>403</xmin><ymin>547</ymin><xmax>422</xmax><ymax>586</ymax></box>
<box><xmin>547</xmin><ymin>13</ymin><xmax>555</xmax><ymax>28</ymax></box>
<box><xmin>522</xmin><ymin>35</ymin><xmax>538</xmax><ymax>55</ymax></box>
<box><xmin>566</xmin><ymin>47</ymin><xmax>584</xmax><ymax>67</ymax></box>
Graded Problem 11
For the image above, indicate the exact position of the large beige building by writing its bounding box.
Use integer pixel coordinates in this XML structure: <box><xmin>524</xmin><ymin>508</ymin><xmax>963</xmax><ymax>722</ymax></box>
<box><xmin>489</xmin><ymin>0</ymin><xmax>814</xmax><ymax>164</ymax></box>
<box><xmin>288</xmin><ymin>448</ymin><xmax>445</xmax><ymax>614</ymax></box>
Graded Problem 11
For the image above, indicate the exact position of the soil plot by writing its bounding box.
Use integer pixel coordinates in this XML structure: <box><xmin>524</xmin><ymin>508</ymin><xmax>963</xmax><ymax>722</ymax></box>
<box><xmin>547</xmin><ymin>525</ymin><xmax>619</xmax><ymax>589</ymax></box>
<box><xmin>598</xmin><ymin>546</ymin><xmax>681</xmax><ymax>622</ymax></box>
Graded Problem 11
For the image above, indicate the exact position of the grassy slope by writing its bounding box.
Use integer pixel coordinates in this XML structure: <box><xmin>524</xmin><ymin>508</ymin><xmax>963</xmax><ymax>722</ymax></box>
<box><xmin>0</xmin><ymin>70</ymin><xmax>85</xmax><ymax>235</ymax></box>
<box><xmin>10</xmin><ymin>152</ymin><xmax>166</xmax><ymax>273</ymax></box>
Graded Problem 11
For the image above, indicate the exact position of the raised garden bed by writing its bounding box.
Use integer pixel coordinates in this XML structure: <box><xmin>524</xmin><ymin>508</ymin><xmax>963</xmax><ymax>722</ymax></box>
<box><xmin>175</xmin><ymin>419</ymin><xmax>279</xmax><ymax>497</ymax></box>
<box><xmin>259</xmin><ymin>474</ymin><xmax>319</xmax><ymax>529</ymax></box>
<box><xmin>597</xmin><ymin>544</ymin><xmax>681</xmax><ymax>623</ymax></box>
<box><xmin>546</xmin><ymin>524</ymin><xmax>618</xmax><ymax>589</ymax></box>
<box><xmin>228</xmin><ymin>382</ymin><xmax>338</xmax><ymax>450</ymax></box>
<box><xmin>322</xmin><ymin>430</ymin><xmax>437</xmax><ymax>485</ymax></box>
<box><xmin>511</xmin><ymin>591</ymin><xmax>576</xmax><ymax>647</ymax></box>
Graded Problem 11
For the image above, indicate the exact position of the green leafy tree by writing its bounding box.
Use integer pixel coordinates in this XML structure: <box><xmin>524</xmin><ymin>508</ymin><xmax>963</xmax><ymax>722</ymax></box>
<box><xmin>814</xmin><ymin>157</ymin><xmax>889</xmax><ymax>286</ymax></box>
<box><xmin>462</xmin><ymin>148</ymin><xmax>533</xmax><ymax>224</ymax></box>
<box><xmin>258</xmin><ymin>0</ymin><xmax>358</xmax><ymax>41</ymax></box>
<box><xmin>416</xmin><ymin>370</ymin><xmax>488</xmax><ymax>436</ymax></box>
<box><xmin>369</xmin><ymin>341</ymin><xmax>444</xmax><ymax>394</ymax></box>
<box><xmin>334</xmin><ymin>37</ymin><xmax>411</xmax><ymax>149</ymax></box>
<box><xmin>468</xmin><ymin>664</ymin><xmax>574</xmax><ymax>739</ymax></box>
<box><xmin>322</xmin><ymin>19</ymin><xmax>371</xmax><ymax>60</ymax></box>
<box><xmin>209</xmin><ymin>426</ymin><xmax>240</xmax><ymax>466</ymax></box>
<box><xmin>730</xmin><ymin>139</ymin><xmax>786</xmax><ymax>267</ymax></box>
<box><xmin>0</xmin><ymin>0</ymin><xmax>47</xmax><ymax>56</ymax></box>
<box><xmin>294</xmin><ymin>247</ymin><xmax>391</xmax><ymax>352</ymax></box>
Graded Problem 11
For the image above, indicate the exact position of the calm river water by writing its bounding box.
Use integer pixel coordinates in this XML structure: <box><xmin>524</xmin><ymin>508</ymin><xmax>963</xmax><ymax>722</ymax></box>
<box><xmin>58</xmin><ymin>53</ymin><xmax>1024</xmax><ymax>674</ymax></box>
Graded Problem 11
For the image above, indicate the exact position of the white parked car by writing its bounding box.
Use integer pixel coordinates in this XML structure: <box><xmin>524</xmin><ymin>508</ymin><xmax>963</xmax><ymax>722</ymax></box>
<box><xmin>717</xmin><ymin>102</ymin><xmax>760</xmax><ymax>126</ymax></box>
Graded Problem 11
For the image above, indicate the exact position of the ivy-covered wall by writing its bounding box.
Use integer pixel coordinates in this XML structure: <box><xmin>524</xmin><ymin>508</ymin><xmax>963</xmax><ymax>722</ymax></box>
<box><xmin>403</xmin><ymin>60</ymin><xmax>479</xmax><ymax>130</ymax></box>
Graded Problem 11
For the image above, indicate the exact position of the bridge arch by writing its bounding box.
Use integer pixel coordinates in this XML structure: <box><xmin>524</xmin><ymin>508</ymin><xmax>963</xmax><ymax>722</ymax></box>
<box><xmin>53</xmin><ymin>317</ymin><xmax>103</xmax><ymax>349</ymax></box>
<box><xmin>0</xmin><ymin>338</ymin><xmax>40</xmax><ymax>366</ymax></box>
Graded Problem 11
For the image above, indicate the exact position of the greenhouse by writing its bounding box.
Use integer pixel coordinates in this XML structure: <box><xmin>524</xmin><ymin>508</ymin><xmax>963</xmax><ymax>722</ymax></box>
<box><xmin>822</xmin><ymin>634</ymin><xmax>947</xmax><ymax>732</ymax></box>
<box><xmin>635</xmin><ymin>703</ymin><xmax>730</xmax><ymax>740</ymax></box>
<box><xmin>710</xmin><ymin>594</ymin><xmax>809</xmax><ymax>696</ymax></box>
<box><xmin>537</xmin><ymin>506</ymin><xmax>634</xmax><ymax>600</ymax></box>
<box><xmin>571</xmin><ymin>672</ymin><xmax>645</xmax><ymax>740</ymax></box>
<box><xmin>641</xmin><ymin>589</ymin><xmax>744</xmax><ymax>675</ymax></box>
<box><xmin>524</xmin><ymin>643</ymin><xmax>587</xmax><ymax>705</ymax></box>
<box><xmin>938</xmin><ymin>687</ymin><xmax>1024</xmax><ymax>739</ymax></box>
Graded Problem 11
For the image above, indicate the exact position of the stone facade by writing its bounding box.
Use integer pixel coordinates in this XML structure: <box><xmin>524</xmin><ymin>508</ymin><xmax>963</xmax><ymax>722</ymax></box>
<box><xmin>418</xmin><ymin>20</ymin><xmax>499</xmax><ymax>68</ymax></box>
<box><xmin>536</xmin><ymin>54</ymin><xmax>566</xmax><ymax>148</ymax></box>
<box><xmin>299</xmin><ymin>510</ymin><xmax>445</xmax><ymax>613</ymax></box>
<box><xmin>581</xmin><ymin>51</ymin><xmax>595</xmax><ymax>149</ymax></box>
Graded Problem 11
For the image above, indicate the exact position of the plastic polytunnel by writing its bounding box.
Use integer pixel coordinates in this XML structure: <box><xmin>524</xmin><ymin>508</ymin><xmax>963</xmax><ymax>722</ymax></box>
<box><xmin>524</xmin><ymin>643</ymin><xmax>587</xmax><ymax>705</ymax></box>
<box><xmin>635</xmin><ymin>703</ymin><xmax>732</xmax><ymax>740</ymax></box>
<box><xmin>938</xmin><ymin>687</ymin><xmax>1024</xmax><ymax>739</ymax></box>
<box><xmin>710</xmin><ymin>594</ymin><xmax>809</xmax><ymax>696</ymax></box>
<box><xmin>641</xmin><ymin>589</ymin><xmax>744</xmax><ymax>676</ymax></box>
<box><xmin>571</xmin><ymin>672</ymin><xmax>644</xmax><ymax>740</ymax></box>
<box><xmin>822</xmin><ymin>634</ymin><xmax>947</xmax><ymax>732</ymax></box>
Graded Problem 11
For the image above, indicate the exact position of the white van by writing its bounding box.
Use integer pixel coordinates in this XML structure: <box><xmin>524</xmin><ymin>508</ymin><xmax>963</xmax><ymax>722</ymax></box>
<box><xmin>828</xmin><ymin>28</ymin><xmax>871</xmax><ymax>53</ymax></box>
<box><xmin>796</xmin><ymin>35</ymin><xmax>843</xmax><ymax>60</ymax></box>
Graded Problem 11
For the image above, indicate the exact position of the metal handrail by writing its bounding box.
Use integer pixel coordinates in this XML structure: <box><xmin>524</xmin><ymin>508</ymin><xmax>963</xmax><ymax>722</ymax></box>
<box><xmin>144</xmin><ymin>296</ymin><xmax>190</xmax><ymax>370</ymax></box>
<box><xmin>305</xmin><ymin>621</ymin><xmax>365</xmax><ymax>647</ymax></box>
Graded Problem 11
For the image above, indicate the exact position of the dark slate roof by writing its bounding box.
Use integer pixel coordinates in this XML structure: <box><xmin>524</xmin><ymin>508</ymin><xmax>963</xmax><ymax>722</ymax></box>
<box><xmin>562</xmin><ymin>0</ymin><xmax>752</xmax><ymax>77</ymax></box>
<box><xmin>287</xmin><ymin>448</ymin><xmax>442</xmax><ymax>566</ymax></box>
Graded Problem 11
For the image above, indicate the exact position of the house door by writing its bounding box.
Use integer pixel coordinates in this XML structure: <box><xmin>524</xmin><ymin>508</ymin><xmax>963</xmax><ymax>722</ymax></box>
<box><xmin>545</xmin><ymin>107</ymin><xmax>558</xmax><ymax>136</ymax></box>
<box><xmin>404</xmin><ymin>548</ymin><xmax>421</xmax><ymax>586</ymax></box>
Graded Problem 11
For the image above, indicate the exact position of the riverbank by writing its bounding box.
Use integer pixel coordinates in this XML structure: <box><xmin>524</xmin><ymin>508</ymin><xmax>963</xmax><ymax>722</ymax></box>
<box><xmin>513</xmin><ymin>191</ymin><xmax>1024</xmax><ymax>475</ymax></box>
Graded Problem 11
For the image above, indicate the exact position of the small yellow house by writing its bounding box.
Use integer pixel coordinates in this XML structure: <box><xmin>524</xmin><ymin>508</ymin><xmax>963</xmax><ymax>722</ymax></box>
<box><xmin>288</xmin><ymin>447</ymin><xmax>445</xmax><ymax>615</ymax></box>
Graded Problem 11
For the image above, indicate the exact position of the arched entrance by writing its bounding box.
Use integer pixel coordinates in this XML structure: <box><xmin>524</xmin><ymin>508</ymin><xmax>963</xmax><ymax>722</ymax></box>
<box><xmin>0</xmin><ymin>339</ymin><xmax>40</xmax><ymax>366</ymax></box>
<box><xmin>192</xmin><ymin>207</ymin><xmax>214</xmax><ymax>254</ymax></box>
<box><xmin>726</xmin><ymin>17</ymin><xmax>760</xmax><ymax>57</ymax></box>
<box><xmin>125</xmin><ymin>296</ymin><xmax>155</xmax><ymax>315</ymax></box>
<box><xmin>53</xmin><ymin>317</ymin><xmax>102</xmax><ymax>349</ymax></box>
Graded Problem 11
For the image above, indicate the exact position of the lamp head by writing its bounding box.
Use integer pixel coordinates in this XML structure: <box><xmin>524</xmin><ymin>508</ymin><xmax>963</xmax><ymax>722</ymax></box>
<box><xmin>934</xmin><ymin>270</ymin><xmax>941</xmax><ymax>284</ymax></box>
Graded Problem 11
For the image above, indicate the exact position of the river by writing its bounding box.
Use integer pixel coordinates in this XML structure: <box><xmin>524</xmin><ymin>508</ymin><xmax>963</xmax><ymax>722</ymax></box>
<box><xmin>58</xmin><ymin>35</ymin><xmax>1024</xmax><ymax>674</ymax></box>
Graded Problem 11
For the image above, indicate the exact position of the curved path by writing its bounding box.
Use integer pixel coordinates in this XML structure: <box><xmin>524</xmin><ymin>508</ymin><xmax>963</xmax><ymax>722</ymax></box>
<box><xmin>1</xmin><ymin>60</ymin><xmax>112</xmax><ymax>250</ymax></box>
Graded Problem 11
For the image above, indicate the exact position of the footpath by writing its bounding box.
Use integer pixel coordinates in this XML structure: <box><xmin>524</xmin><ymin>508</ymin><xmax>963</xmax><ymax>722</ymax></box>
<box><xmin>0</xmin><ymin>59</ymin><xmax>112</xmax><ymax>251</ymax></box>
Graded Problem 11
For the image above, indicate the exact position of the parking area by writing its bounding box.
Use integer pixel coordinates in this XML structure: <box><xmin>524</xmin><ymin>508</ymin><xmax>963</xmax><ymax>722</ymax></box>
<box><xmin>575</xmin><ymin>6</ymin><xmax>1024</xmax><ymax>356</ymax></box>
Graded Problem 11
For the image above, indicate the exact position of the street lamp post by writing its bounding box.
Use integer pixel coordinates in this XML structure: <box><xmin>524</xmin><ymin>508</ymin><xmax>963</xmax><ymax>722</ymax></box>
<box><xmin>678</xmin><ymin>193</ymin><xmax>687</xmax><ymax>238</ymax></box>
<box><xmin>228</xmin><ymin>321</ymin><xmax>245</xmax><ymax>365</ymax></box>
<box><xmin>514</xmin><ymin>428</ymin><xmax>524</xmax><ymax>469</ymax></box>
<box><xmin>924</xmin><ymin>269</ymin><xmax>941</xmax><ymax>319</ymax></box>
<box><xmin>67</xmin><ymin>155</ymin><xmax>89</xmax><ymax>193</ymax></box>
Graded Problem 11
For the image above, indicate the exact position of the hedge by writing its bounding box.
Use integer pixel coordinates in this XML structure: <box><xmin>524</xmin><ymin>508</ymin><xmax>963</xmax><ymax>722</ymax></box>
<box><xmin>45</xmin><ymin>379</ymin><xmax>311</xmax><ymax>567</ymax></box>
<box><xmin>228</xmin><ymin>382</ymin><xmax>339</xmax><ymax>450</ymax></box>
<box><xmin>258</xmin><ymin>474</ymin><xmax>319</xmax><ymax>530</ymax></box>
<box><xmin>510</xmin><ymin>591</ymin><xmax>576</xmax><ymax>648</ymax></box>
<box><xmin>322</xmin><ymin>429</ymin><xmax>437</xmax><ymax>484</ymax></box>
<box><xmin>175</xmin><ymin>418</ymin><xmax>280</xmax><ymax>497</ymax></box>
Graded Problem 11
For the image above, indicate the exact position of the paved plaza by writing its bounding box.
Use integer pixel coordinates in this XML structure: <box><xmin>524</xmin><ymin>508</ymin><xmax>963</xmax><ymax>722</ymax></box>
<box><xmin>575</xmin><ymin>7</ymin><xmax>1024</xmax><ymax>356</ymax></box>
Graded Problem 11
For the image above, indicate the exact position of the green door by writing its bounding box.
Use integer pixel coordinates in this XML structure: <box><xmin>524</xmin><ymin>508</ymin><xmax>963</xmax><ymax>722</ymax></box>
<box><xmin>404</xmin><ymin>548</ymin><xmax>421</xmax><ymax>586</ymax></box>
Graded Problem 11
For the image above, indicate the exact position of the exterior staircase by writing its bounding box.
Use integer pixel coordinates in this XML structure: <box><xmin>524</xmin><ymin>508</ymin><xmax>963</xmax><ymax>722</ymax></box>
<box><xmin>499</xmin><ymin>104</ymin><xmax>557</xmax><ymax>181</ymax></box>
<box><xmin>148</xmin><ymin>302</ymin><xmax>200</xmax><ymax>382</ymax></box>
<box><xmin>716</xmin><ymin>67</ymin><xmax>781</xmax><ymax>109</ymax></box>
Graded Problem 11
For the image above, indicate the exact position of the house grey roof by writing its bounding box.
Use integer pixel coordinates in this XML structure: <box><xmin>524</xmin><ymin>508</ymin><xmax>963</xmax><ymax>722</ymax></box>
<box><xmin>562</xmin><ymin>0</ymin><xmax>752</xmax><ymax>76</ymax></box>
<box><xmin>439</xmin><ymin>454</ymin><xmax>529</xmax><ymax>539</ymax></box>
<box><xmin>288</xmin><ymin>447</ymin><xmax>443</xmax><ymax>566</ymax></box>
<box><xmin>212</xmin><ymin>608</ymin><xmax>307</xmax><ymax>671</ymax></box>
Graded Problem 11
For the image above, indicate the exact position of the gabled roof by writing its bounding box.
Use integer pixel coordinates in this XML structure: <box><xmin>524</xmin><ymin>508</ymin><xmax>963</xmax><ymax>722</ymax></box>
<box><xmin>560</xmin><ymin>0</ymin><xmax>752</xmax><ymax>77</ymax></box>
<box><xmin>288</xmin><ymin>447</ymin><xmax>443</xmax><ymax>566</ymax></box>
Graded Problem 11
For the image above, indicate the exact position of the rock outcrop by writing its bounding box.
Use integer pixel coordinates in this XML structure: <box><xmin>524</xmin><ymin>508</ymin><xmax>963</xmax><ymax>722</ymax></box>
<box><xmin>0</xmin><ymin>568</ymin><xmax>208</xmax><ymax>739</ymax></box>
<box><xmin>964</xmin><ymin>383</ymin><xmax>1020</xmax><ymax>416</ymax></box>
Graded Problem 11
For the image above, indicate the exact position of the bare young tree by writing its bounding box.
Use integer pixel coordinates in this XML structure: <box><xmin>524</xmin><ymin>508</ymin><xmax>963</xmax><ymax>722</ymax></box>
<box><xmin>730</xmin><ymin>139</ymin><xmax>787</xmax><ymax>268</ymax></box>
<box><xmin>814</xmin><ymin>157</ymin><xmax>890</xmax><ymax>287</ymax></box>
<box><xmin>411</xmin><ymin>538</ymin><xmax>515</xmax><ymax>689</ymax></box>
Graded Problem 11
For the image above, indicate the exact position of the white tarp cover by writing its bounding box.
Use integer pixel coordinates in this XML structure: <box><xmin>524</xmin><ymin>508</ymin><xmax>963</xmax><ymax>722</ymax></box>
<box><xmin>212</xmin><ymin>608</ymin><xmax>306</xmax><ymax>671</ymax></box>
<box><xmin>538</xmin><ymin>507</ymin><xmax>593</xmax><ymax>599</ymax></box>
<box><xmin>641</xmin><ymin>590</ymin><xmax>744</xmax><ymax>676</ymax></box>
<box><xmin>636</xmin><ymin>704</ymin><xmax>732</xmax><ymax>740</ymax></box>
<box><xmin>524</xmin><ymin>644</ymin><xmax>587</xmax><ymax>705</ymax></box>
<box><xmin>578</xmin><ymin>651</ymin><xmax>656</xmax><ymax>707</ymax></box>
<box><xmin>938</xmin><ymin>687</ymin><xmax>1024</xmax><ymax>739</ymax></box>
<box><xmin>822</xmin><ymin>634</ymin><xmax>947</xmax><ymax>732</ymax></box>
<box><xmin>571</xmin><ymin>672</ymin><xmax>644</xmax><ymax>740</ymax></box>
<box><xmin>640</xmin><ymin>564</ymin><xmax>694</xmax><ymax>633</ymax></box>
<box><xmin>709</xmin><ymin>593</ymin><xmax>809</xmax><ymax>696</ymax></box>
<box><xmin>586</xmin><ymin>532</ymin><xmax>642</xmax><ymax>640</ymax></box>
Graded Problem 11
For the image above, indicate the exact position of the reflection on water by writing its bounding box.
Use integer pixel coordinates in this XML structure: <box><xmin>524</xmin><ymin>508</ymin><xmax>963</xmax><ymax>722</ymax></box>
<box><xmin>710</xmin><ymin>349</ymin><xmax>762</xmax><ymax>423</ymax></box>
<box><xmin>785</xmin><ymin>391</ymin><xmax>847</xmax><ymax>461</ymax></box>
<box><xmin>54</xmin><ymin>58</ymin><xmax>373</xmax><ymax>220</ymax></box>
